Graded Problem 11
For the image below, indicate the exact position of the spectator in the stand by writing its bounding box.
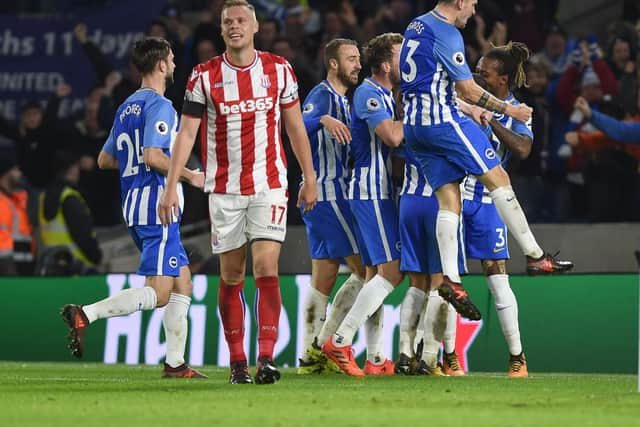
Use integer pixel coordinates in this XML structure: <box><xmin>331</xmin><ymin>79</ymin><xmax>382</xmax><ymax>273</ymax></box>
<box><xmin>511</xmin><ymin>61</ymin><xmax>553</xmax><ymax>221</ymax></box>
<box><xmin>255</xmin><ymin>18</ymin><xmax>281</xmax><ymax>51</ymax></box>
<box><xmin>0</xmin><ymin>148</ymin><xmax>34</xmax><ymax>276</ymax></box>
<box><xmin>374</xmin><ymin>0</ymin><xmax>413</xmax><ymax>35</ymax></box>
<box><xmin>565</xmin><ymin>96</ymin><xmax>640</xmax><ymax>221</ymax></box>
<box><xmin>556</xmin><ymin>37</ymin><xmax>618</xmax><ymax>120</ymax></box>
<box><xmin>38</xmin><ymin>151</ymin><xmax>102</xmax><ymax>275</ymax></box>
<box><xmin>50</xmin><ymin>83</ymin><xmax>120</xmax><ymax>226</ymax></box>
<box><xmin>502</xmin><ymin>0</ymin><xmax>553</xmax><ymax>53</ymax></box>
<box><xmin>192</xmin><ymin>38</ymin><xmax>219</xmax><ymax>64</ymax></box>
<box><xmin>272</xmin><ymin>37</ymin><xmax>317</xmax><ymax>102</ymax></box>
<box><xmin>73</xmin><ymin>23</ymin><xmax>141</xmax><ymax>109</ymax></box>
<box><xmin>530</xmin><ymin>24</ymin><xmax>570</xmax><ymax>79</ymax></box>
<box><xmin>191</xmin><ymin>0</ymin><xmax>226</xmax><ymax>55</ymax></box>
<box><xmin>607</xmin><ymin>35</ymin><xmax>638</xmax><ymax>115</ymax></box>
<box><xmin>473</xmin><ymin>14</ymin><xmax>507</xmax><ymax>56</ymax></box>
<box><xmin>0</xmin><ymin>99</ymin><xmax>60</xmax><ymax>202</ymax></box>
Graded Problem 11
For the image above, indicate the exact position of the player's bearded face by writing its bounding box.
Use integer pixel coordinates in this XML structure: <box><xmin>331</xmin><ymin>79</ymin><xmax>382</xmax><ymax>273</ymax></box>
<box><xmin>337</xmin><ymin>60</ymin><xmax>360</xmax><ymax>87</ymax></box>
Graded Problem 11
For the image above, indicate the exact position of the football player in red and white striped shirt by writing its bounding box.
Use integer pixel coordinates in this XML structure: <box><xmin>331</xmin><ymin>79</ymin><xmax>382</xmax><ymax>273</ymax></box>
<box><xmin>160</xmin><ymin>0</ymin><xmax>317</xmax><ymax>385</ymax></box>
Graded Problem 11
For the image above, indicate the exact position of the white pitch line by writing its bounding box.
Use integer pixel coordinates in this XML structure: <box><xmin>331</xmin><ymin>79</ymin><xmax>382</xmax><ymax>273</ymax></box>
<box><xmin>18</xmin><ymin>377</ymin><xmax>131</xmax><ymax>383</ymax></box>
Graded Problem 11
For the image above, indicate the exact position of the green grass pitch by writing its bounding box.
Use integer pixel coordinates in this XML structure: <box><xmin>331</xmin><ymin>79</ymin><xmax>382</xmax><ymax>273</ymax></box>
<box><xmin>1</xmin><ymin>362</ymin><xmax>639</xmax><ymax>427</ymax></box>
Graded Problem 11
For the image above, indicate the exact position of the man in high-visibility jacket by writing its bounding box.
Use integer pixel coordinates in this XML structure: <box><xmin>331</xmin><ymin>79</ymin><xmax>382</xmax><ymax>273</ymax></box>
<box><xmin>0</xmin><ymin>149</ymin><xmax>34</xmax><ymax>276</ymax></box>
<box><xmin>38</xmin><ymin>151</ymin><xmax>101</xmax><ymax>274</ymax></box>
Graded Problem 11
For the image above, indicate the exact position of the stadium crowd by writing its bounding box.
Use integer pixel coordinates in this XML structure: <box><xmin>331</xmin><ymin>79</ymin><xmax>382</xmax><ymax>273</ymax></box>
<box><xmin>1</xmin><ymin>0</ymin><xmax>640</xmax><ymax>277</ymax></box>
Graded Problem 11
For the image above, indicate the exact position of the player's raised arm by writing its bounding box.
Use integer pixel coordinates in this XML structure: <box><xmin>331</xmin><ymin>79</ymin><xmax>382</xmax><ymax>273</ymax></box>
<box><xmin>282</xmin><ymin>103</ymin><xmax>318</xmax><ymax>212</ymax></box>
<box><xmin>158</xmin><ymin>115</ymin><xmax>201</xmax><ymax>225</ymax></box>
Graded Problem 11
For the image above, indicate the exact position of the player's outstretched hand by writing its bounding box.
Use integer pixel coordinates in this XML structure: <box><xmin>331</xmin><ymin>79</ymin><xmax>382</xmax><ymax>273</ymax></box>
<box><xmin>297</xmin><ymin>181</ymin><xmax>318</xmax><ymax>213</ymax></box>
<box><xmin>158</xmin><ymin>188</ymin><xmax>179</xmax><ymax>225</ymax></box>
<box><xmin>322</xmin><ymin>115</ymin><xmax>352</xmax><ymax>144</ymax></box>
<box><xmin>508</xmin><ymin>103</ymin><xmax>532</xmax><ymax>123</ymax></box>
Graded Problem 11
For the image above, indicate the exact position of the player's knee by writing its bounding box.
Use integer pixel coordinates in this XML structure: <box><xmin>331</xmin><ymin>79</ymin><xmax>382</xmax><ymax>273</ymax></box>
<box><xmin>253</xmin><ymin>256</ymin><xmax>278</xmax><ymax>278</ymax></box>
<box><xmin>482</xmin><ymin>259</ymin><xmax>506</xmax><ymax>276</ymax></box>
<box><xmin>155</xmin><ymin>289</ymin><xmax>171</xmax><ymax>307</ymax></box>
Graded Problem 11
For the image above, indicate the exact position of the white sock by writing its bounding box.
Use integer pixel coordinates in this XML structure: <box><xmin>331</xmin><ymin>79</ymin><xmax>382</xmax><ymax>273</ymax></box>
<box><xmin>398</xmin><ymin>287</ymin><xmax>427</xmax><ymax>356</ymax></box>
<box><xmin>83</xmin><ymin>286</ymin><xmax>157</xmax><ymax>323</ymax></box>
<box><xmin>301</xmin><ymin>286</ymin><xmax>329</xmax><ymax>355</ymax></box>
<box><xmin>163</xmin><ymin>293</ymin><xmax>191</xmax><ymax>368</ymax></box>
<box><xmin>443</xmin><ymin>303</ymin><xmax>458</xmax><ymax>354</ymax></box>
<box><xmin>365</xmin><ymin>306</ymin><xmax>385</xmax><ymax>364</ymax></box>
<box><xmin>317</xmin><ymin>274</ymin><xmax>364</xmax><ymax>344</ymax></box>
<box><xmin>489</xmin><ymin>186</ymin><xmax>543</xmax><ymax>259</ymax></box>
<box><xmin>487</xmin><ymin>274</ymin><xmax>522</xmax><ymax>355</ymax></box>
<box><xmin>421</xmin><ymin>290</ymin><xmax>445</xmax><ymax>365</ymax></box>
<box><xmin>333</xmin><ymin>274</ymin><xmax>394</xmax><ymax>347</ymax></box>
<box><xmin>436</xmin><ymin>210</ymin><xmax>461</xmax><ymax>282</ymax></box>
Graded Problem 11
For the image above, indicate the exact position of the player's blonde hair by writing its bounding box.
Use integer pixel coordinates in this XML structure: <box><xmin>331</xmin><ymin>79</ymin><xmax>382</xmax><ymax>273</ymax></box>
<box><xmin>222</xmin><ymin>0</ymin><xmax>257</xmax><ymax>21</ymax></box>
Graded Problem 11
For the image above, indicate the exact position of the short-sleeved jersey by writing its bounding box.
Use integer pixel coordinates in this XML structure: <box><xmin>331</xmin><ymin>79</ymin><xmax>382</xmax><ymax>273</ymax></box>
<box><xmin>462</xmin><ymin>94</ymin><xmax>533</xmax><ymax>203</ymax></box>
<box><xmin>348</xmin><ymin>78</ymin><xmax>396</xmax><ymax>200</ymax></box>
<box><xmin>103</xmin><ymin>88</ymin><xmax>184</xmax><ymax>227</ymax></box>
<box><xmin>184</xmin><ymin>51</ymin><xmax>299</xmax><ymax>195</ymax></box>
<box><xmin>400</xmin><ymin>10</ymin><xmax>471</xmax><ymax>126</ymax></box>
<box><xmin>395</xmin><ymin>144</ymin><xmax>434</xmax><ymax>197</ymax></box>
<box><xmin>302</xmin><ymin>80</ymin><xmax>351</xmax><ymax>201</ymax></box>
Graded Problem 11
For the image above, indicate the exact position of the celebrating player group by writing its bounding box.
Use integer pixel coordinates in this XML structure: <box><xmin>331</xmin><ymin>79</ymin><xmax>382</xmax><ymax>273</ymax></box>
<box><xmin>61</xmin><ymin>0</ymin><xmax>573</xmax><ymax>384</ymax></box>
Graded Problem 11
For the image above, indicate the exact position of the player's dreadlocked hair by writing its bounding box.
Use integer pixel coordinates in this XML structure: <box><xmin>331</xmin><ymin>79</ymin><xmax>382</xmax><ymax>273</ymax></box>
<box><xmin>484</xmin><ymin>41</ymin><xmax>530</xmax><ymax>90</ymax></box>
<box><xmin>364</xmin><ymin>33</ymin><xmax>404</xmax><ymax>74</ymax></box>
<box><xmin>131</xmin><ymin>37</ymin><xmax>172</xmax><ymax>76</ymax></box>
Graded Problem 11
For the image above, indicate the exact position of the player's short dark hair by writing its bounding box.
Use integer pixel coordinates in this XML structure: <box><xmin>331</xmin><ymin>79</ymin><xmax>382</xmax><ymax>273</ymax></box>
<box><xmin>363</xmin><ymin>33</ymin><xmax>404</xmax><ymax>74</ymax></box>
<box><xmin>131</xmin><ymin>37</ymin><xmax>172</xmax><ymax>76</ymax></box>
<box><xmin>324</xmin><ymin>38</ymin><xmax>359</xmax><ymax>70</ymax></box>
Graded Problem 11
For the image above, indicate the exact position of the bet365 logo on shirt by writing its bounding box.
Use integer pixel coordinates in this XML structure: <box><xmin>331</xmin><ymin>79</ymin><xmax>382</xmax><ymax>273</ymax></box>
<box><xmin>219</xmin><ymin>97</ymin><xmax>274</xmax><ymax>115</ymax></box>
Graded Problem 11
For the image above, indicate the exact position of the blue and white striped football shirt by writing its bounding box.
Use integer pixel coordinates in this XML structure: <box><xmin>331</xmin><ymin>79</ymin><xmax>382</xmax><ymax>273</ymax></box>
<box><xmin>462</xmin><ymin>94</ymin><xmax>533</xmax><ymax>203</ymax></box>
<box><xmin>396</xmin><ymin>145</ymin><xmax>434</xmax><ymax>197</ymax></box>
<box><xmin>348</xmin><ymin>78</ymin><xmax>396</xmax><ymax>200</ymax></box>
<box><xmin>400</xmin><ymin>10</ymin><xmax>472</xmax><ymax>127</ymax></box>
<box><xmin>302</xmin><ymin>80</ymin><xmax>351</xmax><ymax>201</ymax></box>
<box><xmin>103</xmin><ymin>88</ymin><xmax>184</xmax><ymax>226</ymax></box>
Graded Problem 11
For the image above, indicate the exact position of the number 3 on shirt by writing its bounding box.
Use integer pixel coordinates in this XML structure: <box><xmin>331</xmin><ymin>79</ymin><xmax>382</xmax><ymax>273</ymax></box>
<box><xmin>402</xmin><ymin>39</ymin><xmax>420</xmax><ymax>83</ymax></box>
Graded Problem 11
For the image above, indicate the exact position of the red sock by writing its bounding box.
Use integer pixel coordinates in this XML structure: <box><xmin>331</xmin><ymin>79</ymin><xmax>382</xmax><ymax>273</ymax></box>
<box><xmin>255</xmin><ymin>276</ymin><xmax>281</xmax><ymax>360</ymax></box>
<box><xmin>218</xmin><ymin>278</ymin><xmax>246</xmax><ymax>363</ymax></box>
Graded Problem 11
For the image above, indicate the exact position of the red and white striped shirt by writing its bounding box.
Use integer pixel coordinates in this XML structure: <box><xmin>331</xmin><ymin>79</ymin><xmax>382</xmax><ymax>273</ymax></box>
<box><xmin>184</xmin><ymin>50</ymin><xmax>299</xmax><ymax>195</ymax></box>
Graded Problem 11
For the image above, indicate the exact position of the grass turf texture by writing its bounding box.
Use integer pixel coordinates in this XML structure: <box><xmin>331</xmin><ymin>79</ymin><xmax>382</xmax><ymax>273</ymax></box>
<box><xmin>1</xmin><ymin>362</ymin><xmax>639</xmax><ymax>427</ymax></box>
